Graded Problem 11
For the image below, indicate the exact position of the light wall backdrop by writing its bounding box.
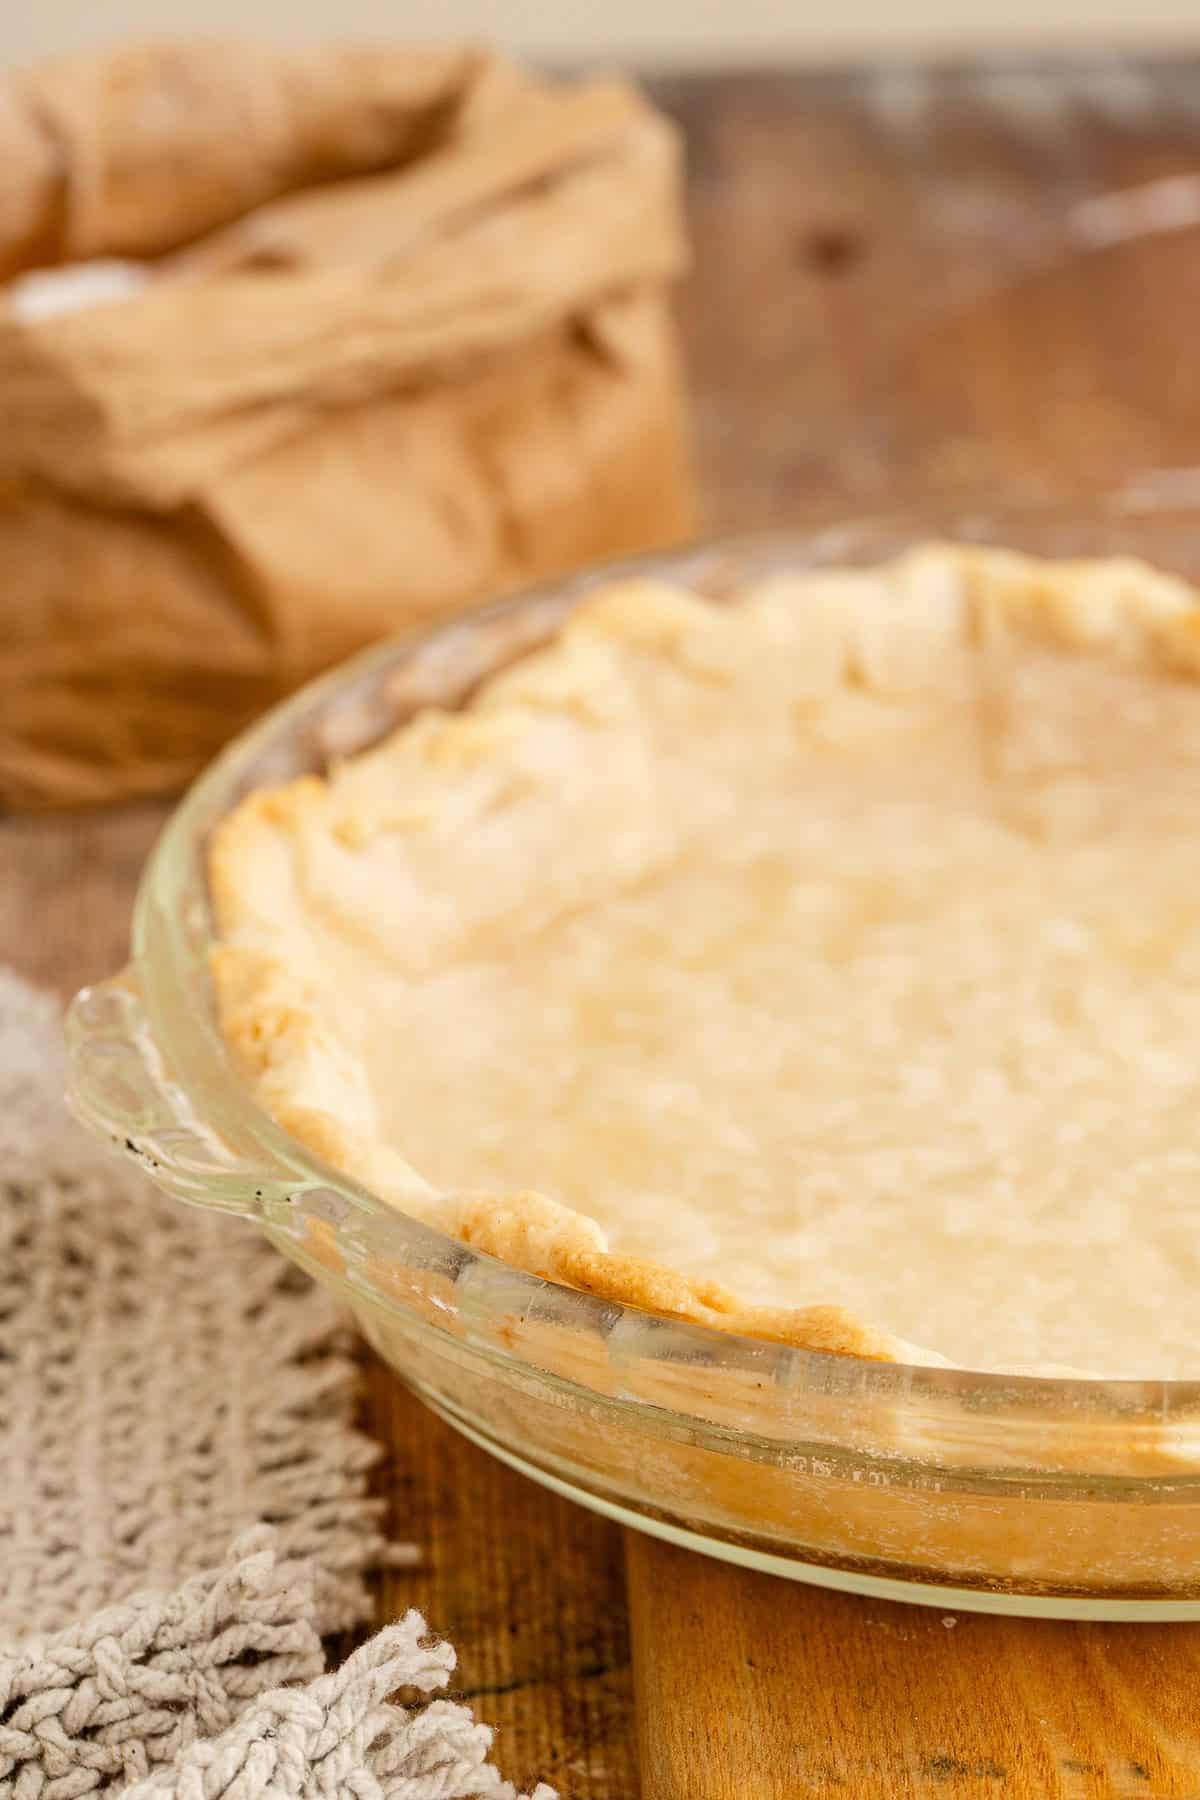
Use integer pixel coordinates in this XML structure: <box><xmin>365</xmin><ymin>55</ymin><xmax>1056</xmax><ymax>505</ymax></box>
<box><xmin>5</xmin><ymin>0</ymin><xmax>1200</xmax><ymax>67</ymax></box>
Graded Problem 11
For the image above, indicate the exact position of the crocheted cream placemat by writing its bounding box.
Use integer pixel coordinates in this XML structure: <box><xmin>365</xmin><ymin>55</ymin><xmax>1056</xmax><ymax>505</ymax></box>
<box><xmin>2</xmin><ymin>1530</ymin><xmax>550</xmax><ymax>1800</ymax></box>
<box><xmin>0</xmin><ymin>969</ymin><xmax>383</xmax><ymax>1639</ymax></box>
<box><xmin>0</xmin><ymin>970</ymin><xmax>552</xmax><ymax>1800</ymax></box>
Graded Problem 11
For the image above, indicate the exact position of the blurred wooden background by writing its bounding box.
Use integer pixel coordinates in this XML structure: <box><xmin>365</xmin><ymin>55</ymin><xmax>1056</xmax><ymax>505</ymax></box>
<box><xmin>5</xmin><ymin>59</ymin><xmax>1200</xmax><ymax>1797</ymax></box>
<box><xmin>8</xmin><ymin>8</ymin><xmax>1200</xmax><ymax>68</ymax></box>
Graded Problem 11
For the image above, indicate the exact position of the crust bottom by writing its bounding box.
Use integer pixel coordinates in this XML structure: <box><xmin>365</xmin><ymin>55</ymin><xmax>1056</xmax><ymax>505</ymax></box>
<box><xmin>209</xmin><ymin>542</ymin><xmax>1200</xmax><ymax>1375</ymax></box>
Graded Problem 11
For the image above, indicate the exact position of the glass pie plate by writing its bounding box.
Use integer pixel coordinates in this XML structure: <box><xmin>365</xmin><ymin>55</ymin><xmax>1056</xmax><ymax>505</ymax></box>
<box><xmin>66</xmin><ymin>496</ymin><xmax>1200</xmax><ymax>1620</ymax></box>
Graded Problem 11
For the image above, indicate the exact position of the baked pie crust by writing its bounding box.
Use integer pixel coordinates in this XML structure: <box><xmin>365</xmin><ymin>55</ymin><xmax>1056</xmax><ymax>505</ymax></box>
<box><xmin>209</xmin><ymin>545</ymin><xmax>1200</xmax><ymax>1377</ymax></box>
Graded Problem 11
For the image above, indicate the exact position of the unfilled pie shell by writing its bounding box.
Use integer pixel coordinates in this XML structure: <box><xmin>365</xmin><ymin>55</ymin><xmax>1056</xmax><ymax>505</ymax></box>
<box><xmin>209</xmin><ymin>543</ymin><xmax>1200</xmax><ymax>1376</ymax></box>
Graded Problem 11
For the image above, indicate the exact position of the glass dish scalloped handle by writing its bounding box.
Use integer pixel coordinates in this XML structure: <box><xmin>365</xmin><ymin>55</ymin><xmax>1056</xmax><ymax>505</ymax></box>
<box><xmin>65</xmin><ymin>968</ymin><xmax>268</xmax><ymax>1216</ymax></box>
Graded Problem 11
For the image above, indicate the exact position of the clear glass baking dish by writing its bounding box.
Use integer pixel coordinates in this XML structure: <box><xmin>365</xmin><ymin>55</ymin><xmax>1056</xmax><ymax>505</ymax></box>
<box><xmin>66</xmin><ymin>497</ymin><xmax>1200</xmax><ymax>1620</ymax></box>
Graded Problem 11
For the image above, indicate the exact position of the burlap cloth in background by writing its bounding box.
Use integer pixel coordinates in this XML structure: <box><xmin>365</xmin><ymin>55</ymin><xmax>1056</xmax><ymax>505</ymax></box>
<box><xmin>0</xmin><ymin>970</ymin><xmax>552</xmax><ymax>1799</ymax></box>
<box><xmin>0</xmin><ymin>39</ymin><xmax>694</xmax><ymax>812</ymax></box>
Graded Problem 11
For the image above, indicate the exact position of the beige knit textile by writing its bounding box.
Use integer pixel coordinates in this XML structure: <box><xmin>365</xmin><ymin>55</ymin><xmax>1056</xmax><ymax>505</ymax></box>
<box><xmin>1</xmin><ymin>1530</ymin><xmax>325</xmax><ymax>1797</ymax></box>
<box><xmin>0</xmin><ymin>971</ymin><xmax>553</xmax><ymax>1800</ymax></box>
<box><xmin>0</xmin><ymin>968</ymin><xmax>385</xmax><ymax>1640</ymax></box>
<box><xmin>121</xmin><ymin>1590</ymin><xmax>553</xmax><ymax>1800</ymax></box>
<box><xmin>1</xmin><ymin>1530</ymin><xmax>552</xmax><ymax>1800</ymax></box>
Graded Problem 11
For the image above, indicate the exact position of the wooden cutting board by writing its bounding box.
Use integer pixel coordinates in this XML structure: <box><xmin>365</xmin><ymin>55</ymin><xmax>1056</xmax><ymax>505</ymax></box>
<box><xmin>626</xmin><ymin>1531</ymin><xmax>1200</xmax><ymax>1798</ymax></box>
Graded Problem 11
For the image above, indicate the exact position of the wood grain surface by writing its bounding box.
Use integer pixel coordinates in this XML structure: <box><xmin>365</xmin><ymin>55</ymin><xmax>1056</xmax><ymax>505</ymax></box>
<box><xmin>5</xmin><ymin>56</ymin><xmax>1200</xmax><ymax>1799</ymax></box>
<box><xmin>628</xmin><ymin>1536</ymin><xmax>1200</xmax><ymax>1800</ymax></box>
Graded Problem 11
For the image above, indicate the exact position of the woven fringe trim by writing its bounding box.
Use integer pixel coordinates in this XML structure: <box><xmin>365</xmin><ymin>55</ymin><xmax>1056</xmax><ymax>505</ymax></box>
<box><xmin>0</xmin><ymin>1531</ymin><xmax>554</xmax><ymax>1800</ymax></box>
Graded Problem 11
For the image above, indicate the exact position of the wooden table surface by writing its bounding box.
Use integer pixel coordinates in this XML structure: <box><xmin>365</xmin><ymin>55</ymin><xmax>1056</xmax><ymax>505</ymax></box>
<box><xmin>6</xmin><ymin>56</ymin><xmax>1200</xmax><ymax>1798</ymax></box>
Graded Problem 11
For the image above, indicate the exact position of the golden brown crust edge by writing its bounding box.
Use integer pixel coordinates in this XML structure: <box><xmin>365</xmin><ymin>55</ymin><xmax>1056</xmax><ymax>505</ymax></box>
<box><xmin>208</xmin><ymin>541</ymin><xmax>1200</xmax><ymax>1372</ymax></box>
<box><xmin>210</xmin><ymin>926</ymin><xmax>926</xmax><ymax>1360</ymax></box>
